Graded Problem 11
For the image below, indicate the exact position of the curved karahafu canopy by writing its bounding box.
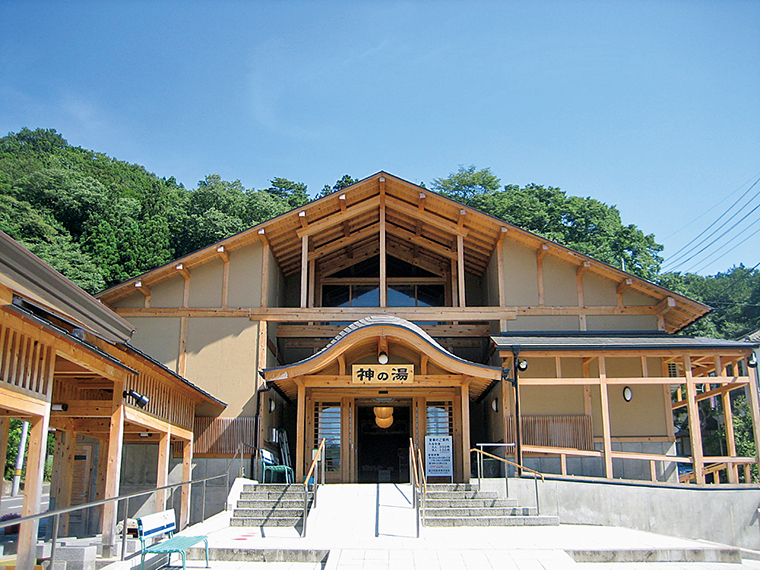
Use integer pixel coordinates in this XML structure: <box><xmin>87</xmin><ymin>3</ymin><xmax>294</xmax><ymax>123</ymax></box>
<box><xmin>263</xmin><ymin>315</ymin><xmax>502</xmax><ymax>401</ymax></box>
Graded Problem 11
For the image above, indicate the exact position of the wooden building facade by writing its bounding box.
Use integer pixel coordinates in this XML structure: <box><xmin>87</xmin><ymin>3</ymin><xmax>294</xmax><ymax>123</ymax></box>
<box><xmin>98</xmin><ymin>172</ymin><xmax>760</xmax><ymax>487</ymax></box>
<box><xmin>0</xmin><ymin>232</ymin><xmax>223</xmax><ymax>570</ymax></box>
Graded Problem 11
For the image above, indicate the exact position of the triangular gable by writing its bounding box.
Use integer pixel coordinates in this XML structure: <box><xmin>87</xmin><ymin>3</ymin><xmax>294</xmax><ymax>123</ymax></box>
<box><xmin>97</xmin><ymin>171</ymin><xmax>709</xmax><ymax>331</ymax></box>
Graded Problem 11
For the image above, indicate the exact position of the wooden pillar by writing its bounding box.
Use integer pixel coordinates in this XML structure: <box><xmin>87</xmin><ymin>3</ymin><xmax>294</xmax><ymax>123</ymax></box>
<box><xmin>536</xmin><ymin>245</ymin><xmax>547</xmax><ymax>306</ymax></box>
<box><xmin>156</xmin><ymin>430</ymin><xmax>171</xmax><ymax>512</ymax></box>
<box><xmin>714</xmin><ymin>356</ymin><xmax>738</xmax><ymax>483</ymax></box>
<box><xmin>450</xmin><ymin>259</ymin><xmax>458</xmax><ymax>307</ymax></box>
<box><xmin>457</xmin><ymin>235</ymin><xmax>466</xmax><ymax>308</ymax></box>
<box><xmin>300</xmin><ymin>236</ymin><xmax>308</xmax><ymax>308</ymax></box>
<box><xmin>101</xmin><ymin>381</ymin><xmax>125</xmax><ymax>558</ymax></box>
<box><xmin>745</xmin><ymin>361</ymin><xmax>760</xmax><ymax>483</ymax></box>
<box><xmin>684</xmin><ymin>356</ymin><xmax>705</xmax><ymax>484</ymax></box>
<box><xmin>180</xmin><ymin>439</ymin><xmax>193</xmax><ymax>530</ymax></box>
<box><xmin>17</xmin><ymin>412</ymin><xmax>50</xmax><ymax>570</ymax></box>
<box><xmin>260</xmin><ymin>236</ymin><xmax>270</xmax><ymax>309</ymax></box>
<box><xmin>496</xmin><ymin>228</ymin><xmax>507</xmax><ymax>332</ymax></box>
<box><xmin>0</xmin><ymin>418</ymin><xmax>9</xmax><ymax>513</ymax></box>
<box><xmin>257</xmin><ymin>321</ymin><xmax>267</xmax><ymax>389</ymax></box>
<box><xmin>598</xmin><ymin>356</ymin><xmax>613</xmax><ymax>479</ymax></box>
<box><xmin>582</xmin><ymin>358</ymin><xmax>593</xmax><ymax>417</ymax></box>
<box><xmin>51</xmin><ymin>429</ymin><xmax>76</xmax><ymax>536</ymax></box>
<box><xmin>380</xmin><ymin>202</ymin><xmax>387</xmax><ymax>307</ymax></box>
<box><xmin>295</xmin><ymin>381</ymin><xmax>306</xmax><ymax>480</ymax></box>
<box><xmin>93</xmin><ymin>436</ymin><xmax>109</xmax><ymax>532</ymax></box>
<box><xmin>461</xmin><ymin>382</ymin><xmax>471</xmax><ymax>483</ymax></box>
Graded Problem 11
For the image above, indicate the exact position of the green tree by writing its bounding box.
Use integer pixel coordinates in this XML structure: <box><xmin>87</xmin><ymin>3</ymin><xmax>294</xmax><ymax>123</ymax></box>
<box><xmin>268</xmin><ymin>177</ymin><xmax>310</xmax><ymax>208</ymax></box>
<box><xmin>318</xmin><ymin>174</ymin><xmax>358</xmax><ymax>198</ymax></box>
<box><xmin>431</xmin><ymin>165</ymin><xmax>501</xmax><ymax>202</ymax></box>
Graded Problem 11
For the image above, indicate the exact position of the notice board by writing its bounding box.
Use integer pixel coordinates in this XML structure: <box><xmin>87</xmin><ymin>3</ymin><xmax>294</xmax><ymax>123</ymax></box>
<box><xmin>425</xmin><ymin>435</ymin><xmax>453</xmax><ymax>480</ymax></box>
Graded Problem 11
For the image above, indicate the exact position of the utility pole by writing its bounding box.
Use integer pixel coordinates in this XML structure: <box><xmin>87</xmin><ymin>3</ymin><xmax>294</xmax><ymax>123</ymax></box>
<box><xmin>11</xmin><ymin>420</ymin><xmax>29</xmax><ymax>496</ymax></box>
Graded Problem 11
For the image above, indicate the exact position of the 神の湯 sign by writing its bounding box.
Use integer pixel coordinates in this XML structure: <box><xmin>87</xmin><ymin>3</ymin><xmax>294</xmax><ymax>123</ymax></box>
<box><xmin>351</xmin><ymin>364</ymin><xmax>414</xmax><ymax>384</ymax></box>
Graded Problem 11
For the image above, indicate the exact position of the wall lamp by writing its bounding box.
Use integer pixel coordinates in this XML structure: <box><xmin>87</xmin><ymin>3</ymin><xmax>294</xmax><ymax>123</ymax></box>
<box><xmin>749</xmin><ymin>353</ymin><xmax>758</xmax><ymax>369</ymax></box>
<box><xmin>51</xmin><ymin>403</ymin><xmax>68</xmax><ymax>412</ymax></box>
<box><xmin>123</xmin><ymin>389</ymin><xmax>150</xmax><ymax>409</ymax></box>
<box><xmin>378</xmin><ymin>351</ymin><xmax>389</xmax><ymax>365</ymax></box>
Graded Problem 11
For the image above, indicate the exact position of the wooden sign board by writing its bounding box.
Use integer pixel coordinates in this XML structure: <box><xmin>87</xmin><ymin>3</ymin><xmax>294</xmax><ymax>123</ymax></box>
<box><xmin>351</xmin><ymin>364</ymin><xmax>414</xmax><ymax>384</ymax></box>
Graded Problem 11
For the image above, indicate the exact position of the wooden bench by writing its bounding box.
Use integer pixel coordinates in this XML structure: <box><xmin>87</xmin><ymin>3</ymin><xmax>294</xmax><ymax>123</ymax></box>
<box><xmin>136</xmin><ymin>510</ymin><xmax>209</xmax><ymax>570</ymax></box>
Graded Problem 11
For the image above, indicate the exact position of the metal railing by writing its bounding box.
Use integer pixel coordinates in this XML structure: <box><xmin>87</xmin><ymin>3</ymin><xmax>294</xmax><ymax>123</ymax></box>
<box><xmin>300</xmin><ymin>438</ymin><xmax>325</xmax><ymax>537</ymax></box>
<box><xmin>408</xmin><ymin>438</ymin><xmax>426</xmax><ymax>532</ymax></box>
<box><xmin>471</xmin><ymin>447</ymin><xmax>545</xmax><ymax>514</ymax></box>
<box><xmin>0</xmin><ymin>442</ymin><xmax>252</xmax><ymax>568</ymax></box>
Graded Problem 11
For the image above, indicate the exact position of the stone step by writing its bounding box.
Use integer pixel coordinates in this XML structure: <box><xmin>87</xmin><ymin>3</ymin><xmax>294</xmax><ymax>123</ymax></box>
<box><xmin>423</xmin><ymin>490</ymin><xmax>499</xmax><ymax>500</ymax></box>
<box><xmin>233</xmin><ymin>508</ymin><xmax>305</xmax><ymax>518</ymax></box>
<box><xmin>424</xmin><ymin>515</ymin><xmax>560</xmax><ymax>527</ymax></box>
<box><xmin>230</xmin><ymin>516</ymin><xmax>303</xmax><ymax>527</ymax></box>
<box><xmin>236</xmin><ymin>499</ymin><xmax>306</xmax><ymax>509</ymax></box>
<box><xmin>186</xmin><ymin>547</ymin><xmax>329</xmax><ymax>563</ymax></box>
<box><xmin>566</xmin><ymin>548</ymin><xmax>741</xmax><ymax>564</ymax></box>
<box><xmin>239</xmin><ymin>491</ymin><xmax>311</xmax><ymax>501</ymax></box>
<box><xmin>425</xmin><ymin>506</ymin><xmax>537</xmax><ymax>517</ymax></box>
<box><xmin>424</xmin><ymin>497</ymin><xmax>518</xmax><ymax>508</ymax></box>
<box><xmin>242</xmin><ymin>483</ymin><xmax>302</xmax><ymax>493</ymax></box>
<box><xmin>424</xmin><ymin>483</ymin><xmax>479</xmax><ymax>492</ymax></box>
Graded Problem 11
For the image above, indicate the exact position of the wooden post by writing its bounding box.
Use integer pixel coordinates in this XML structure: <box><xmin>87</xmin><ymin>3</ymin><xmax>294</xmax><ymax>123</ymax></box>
<box><xmin>745</xmin><ymin>362</ymin><xmax>760</xmax><ymax>483</ymax></box>
<box><xmin>684</xmin><ymin>355</ymin><xmax>705</xmax><ymax>484</ymax></box>
<box><xmin>380</xmin><ymin>202</ymin><xmax>387</xmax><ymax>307</ymax></box>
<box><xmin>721</xmin><ymin>359</ymin><xmax>738</xmax><ymax>482</ymax></box>
<box><xmin>94</xmin><ymin>435</ymin><xmax>109</xmax><ymax>531</ymax></box>
<box><xmin>180</xmin><ymin>439</ymin><xmax>193</xmax><ymax>530</ymax></box>
<box><xmin>17</xmin><ymin>412</ymin><xmax>50</xmax><ymax>570</ymax></box>
<box><xmin>51</xmin><ymin>429</ymin><xmax>76</xmax><ymax>536</ymax></box>
<box><xmin>260</xmin><ymin>238</ymin><xmax>270</xmax><ymax>309</ymax></box>
<box><xmin>598</xmin><ymin>356</ymin><xmax>614</xmax><ymax>479</ymax></box>
<box><xmin>457</xmin><ymin>235</ymin><xmax>466</xmax><ymax>308</ymax></box>
<box><xmin>257</xmin><ymin>321</ymin><xmax>268</xmax><ymax>389</ymax></box>
<box><xmin>300</xmin><ymin>236</ymin><xmax>308</xmax><ymax>309</ymax></box>
<box><xmin>496</xmin><ymin>228</ymin><xmax>507</xmax><ymax>332</ymax></box>
<box><xmin>295</xmin><ymin>381</ymin><xmax>306</xmax><ymax>480</ymax></box>
<box><xmin>536</xmin><ymin>246</ymin><xmax>547</xmax><ymax>306</ymax></box>
<box><xmin>461</xmin><ymin>382</ymin><xmax>471</xmax><ymax>483</ymax></box>
<box><xmin>101</xmin><ymin>381</ymin><xmax>125</xmax><ymax>558</ymax></box>
<box><xmin>156</xmin><ymin>430</ymin><xmax>171</xmax><ymax>512</ymax></box>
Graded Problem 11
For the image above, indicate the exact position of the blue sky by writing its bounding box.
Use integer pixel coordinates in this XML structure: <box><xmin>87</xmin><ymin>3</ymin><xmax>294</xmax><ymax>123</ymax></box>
<box><xmin>1</xmin><ymin>1</ymin><xmax>758</xmax><ymax>276</ymax></box>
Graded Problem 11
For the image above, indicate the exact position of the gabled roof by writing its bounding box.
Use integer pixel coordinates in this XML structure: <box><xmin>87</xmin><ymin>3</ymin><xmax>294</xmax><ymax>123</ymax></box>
<box><xmin>0</xmin><ymin>230</ymin><xmax>135</xmax><ymax>344</ymax></box>
<box><xmin>97</xmin><ymin>172</ymin><xmax>709</xmax><ymax>332</ymax></box>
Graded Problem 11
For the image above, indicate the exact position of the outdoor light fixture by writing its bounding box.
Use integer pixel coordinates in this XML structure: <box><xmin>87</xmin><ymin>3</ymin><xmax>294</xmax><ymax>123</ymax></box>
<box><xmin>123</xmin><ymin>389</ymin><xmax>150</xmax><ymax>409</ymax></box>
<box><xmin>623</xmin><ymin>386</ymin><xmax>633</xmax><ymax>402</ymax></box>
<box><xmin>268</xmin><ymin>398</ymin><xmax>276</xmax><ymax>413</ymax></box>
<box><xmin>139</xmin><ymin>433</ymin><xmax>152</xmax><ymax>438</ymax></box>
<box><xmin>491</xmin><ymin>398</ymin><xmax>499</xmax><ymax>413</ymax></box>
<box><xmin>516</xmin><ymin>359</ymin><xmax>528</xmax><ymax>372</ymax></box>
<box><xmin>51</xmin><ymin>404</ymin><xmax>68</xmax><ymax>412</ymax></box>
<box><xmin>749</xmin><ymin>353</ymin><xmax>758</xmax><ymax>369</ymax></box>
<box><xmin>378</xmin><ymin>351</ymin><xmax>389</xmax><ymax>365</ymax></box>
<box><xmin>375</xmin><ymin>416</ymin><xmax>393</xmax><ymax>429</ymax></box>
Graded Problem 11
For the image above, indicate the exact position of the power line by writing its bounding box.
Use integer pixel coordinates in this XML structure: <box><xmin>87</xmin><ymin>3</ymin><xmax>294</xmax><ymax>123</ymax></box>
<box><xmin>704</xmin><ymin>259</ymin><xmax>760</xmax><ymax>303</ymax></box>
<box><xmin>662</xmin><ymin>176</ymin><xmax>760</xmax><ymax>270</ymax></box>
<box><xmin>685</xmin><ymin>212</ymin><xmax>760</xmax><ymax>274</ymax></box>
<box><xmin>663</xmin><ymin>171</ymin><xmax>760</xmax><ymax>241</ymax></box>
<box><xmin>666</xmin><ymin>199</ymin><xmax>760</xmax><ymax>272</ymax></box>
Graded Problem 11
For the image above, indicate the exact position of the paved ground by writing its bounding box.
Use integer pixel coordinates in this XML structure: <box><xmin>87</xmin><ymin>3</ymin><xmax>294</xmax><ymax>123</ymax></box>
<box><xmin>153</xmin><ymin>483</ymin><xmax>760</xmax><ymax>570</ymax></box>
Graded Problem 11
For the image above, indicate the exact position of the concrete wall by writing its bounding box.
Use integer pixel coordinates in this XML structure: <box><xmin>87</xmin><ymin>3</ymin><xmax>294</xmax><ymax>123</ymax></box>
<box><xmin>498</xmin><ymin>477</ymin><xmax>760</xmax><ymax>550</ymax></box>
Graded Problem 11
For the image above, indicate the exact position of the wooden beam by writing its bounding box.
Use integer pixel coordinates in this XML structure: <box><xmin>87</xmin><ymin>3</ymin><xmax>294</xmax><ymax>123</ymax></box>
<box><xmin>17</xmin><ymin>412</ymin><xmax>50</xmax><ymax>570</ymax></box>
<box><xmin>180</xmin><ymin>439</ymin><xmax>192</xmax><ymax>530</ymax></box>
<box><xmin>457</xmin><ymin>235</ymin><xmax>466</xmax><ymax>308</ymax></box>
<box><xmin>339</xmin><ymin>193</ymin><xmax>347</xmax><ymax>212</ymax></box>
<box><xmin>134</xmin><ymin>282</ymin><xmax>151</xmax><ymax>308</ymax></box>
<box><xmin>380</xmin><ymin>201</ymin><xmax>387</xmax><ymax>307</ymax></box>
<box><xmin>156</xmin><ymin>430</ymin><xmax>171</xmax><ymax>511</ymax></box>
<box><xmin>598</xmin><ymin>356</ymin><xmax>613</xmax><ymax>478</ymax></box>
<box><xmin>536</xmin><ymin>244</ymin><xmax>548</xmax><ymax>306</ymax></box>
<box><xmin>384</xmin><ymin>195</ymin><xmax>469</xmax><ymax>237</ymax></box>
<box><xmin>308</xmin><ymin>223</ymin><xmax>379</xmax><ymax>261</ymax></box>
<box><xmin>300</xmin><ymin>236</ymin><xmax>308</xmax><ymax>309</ymax></box>
<box><xmin>684</xmin><ymin>355</ymin><xmax>705</xmax><ymax>484</ymax></box>
<box><xmin>0</xmin><ymin>283</ymin><xmax>13</xmax><ymax>305</ymax></box>
<box><xmin>297</xmin><ymin>196</ymin><xmax>380</xmax><ymax>238</ymax></box>
<box><xmin>177</xmin><ymin>316</ymin><xmax>188</xmax><ymax>377</ymax></box>
<box><xmin>298</xmin><ymin>210</ymin><xmax>308</xmax><ymax>229</ymax></box>
<box><xmin>418</xmin><ymin>192</ymin><xmax>426</xmax><ymax>211</ymax></box>
<box><xmin>258</xmin><ymin>321</ymin><xmax>267</xmax><ymax>387</ymax></box>
<box><xmin>746</xmin><ymin>363</ymin><xmax>760</xmax><ymax>482</ymax></box>
<box><xmin>100</xmin><ymin>381</ymin><xmax>124</xmax><ymax>557</ymax></box>
<box><xmin>657</xmin><ymin>296</ymin><xmax>677</xmax><ymax>314</ymax></box>
<box><xmin>497</xmin><ymin>227</ymin><xmax>507</xmax><ymax>332</ymax></box>
<box><xmin>617</xmin><ymin>278</ymin><xmax>633</xmax><ymax>306</ymax></box>
<box><xmin>672</xmin><ymin>380</ymin><xmax>749</xmax><ymax>409</ymax></box>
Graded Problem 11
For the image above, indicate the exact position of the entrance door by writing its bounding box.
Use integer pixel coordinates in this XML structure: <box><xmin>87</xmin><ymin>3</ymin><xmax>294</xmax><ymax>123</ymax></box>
<box><xmin>356</xmin><ymin>405</ymin><xmax>410</xmax><ymax>483</ymax></box>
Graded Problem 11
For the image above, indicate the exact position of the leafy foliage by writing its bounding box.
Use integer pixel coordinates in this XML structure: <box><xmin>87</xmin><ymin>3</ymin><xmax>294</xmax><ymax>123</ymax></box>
<box><xmin>432</xmin><ymin>166</ymin><xmax>664</xmax><ymax>279</ymax></box>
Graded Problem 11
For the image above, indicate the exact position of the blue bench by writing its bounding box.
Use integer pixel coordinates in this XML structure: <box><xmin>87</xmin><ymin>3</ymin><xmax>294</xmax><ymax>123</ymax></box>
<box><xmin>136</xmin><ymin>510</ymin><xmax>209</xmax><ymax>570</ymax></box>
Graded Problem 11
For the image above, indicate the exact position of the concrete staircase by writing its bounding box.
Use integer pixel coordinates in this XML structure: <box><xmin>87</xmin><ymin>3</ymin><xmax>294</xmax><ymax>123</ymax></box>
<box><xmin>422</xmin><ymin>483</ymin><xmax>559</xmax><ymax>527</ymax></box>
<box><xmin>230</xmin><ymin>483</ymin><xmax>312</xmax><ymax>528</ymax></box>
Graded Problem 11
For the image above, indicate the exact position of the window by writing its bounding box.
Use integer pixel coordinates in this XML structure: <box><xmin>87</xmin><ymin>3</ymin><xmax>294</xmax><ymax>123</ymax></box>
<box><xmin>426</xmin><ymin>401</ymin><xmax>453</xmax><ymax>436</ymax></box>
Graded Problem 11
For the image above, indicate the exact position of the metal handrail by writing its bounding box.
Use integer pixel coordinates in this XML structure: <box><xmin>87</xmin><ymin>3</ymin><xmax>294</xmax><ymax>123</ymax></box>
<box><xmin>471</xmin><ymin>447</ymin><xmax>545</xmax><ymax>514</ymax></box>
<box><xmin>408</xmin><ymin>438</ymin><xmax>421</xmax><ymax>537</ymax></box>
<box><xmin>416</xmin><ymin>447</ymin><xmax>427</xmax><ymax>524</ymax></box>
<box><xmin>1</xmin><ymin>442</ymin><xmax>252</xmax><ymax>567</ymax></box>
<box><xmin>301</xmin><ymin>438</ymin><xmax>326</xmax><ymax>537</ymax></box>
